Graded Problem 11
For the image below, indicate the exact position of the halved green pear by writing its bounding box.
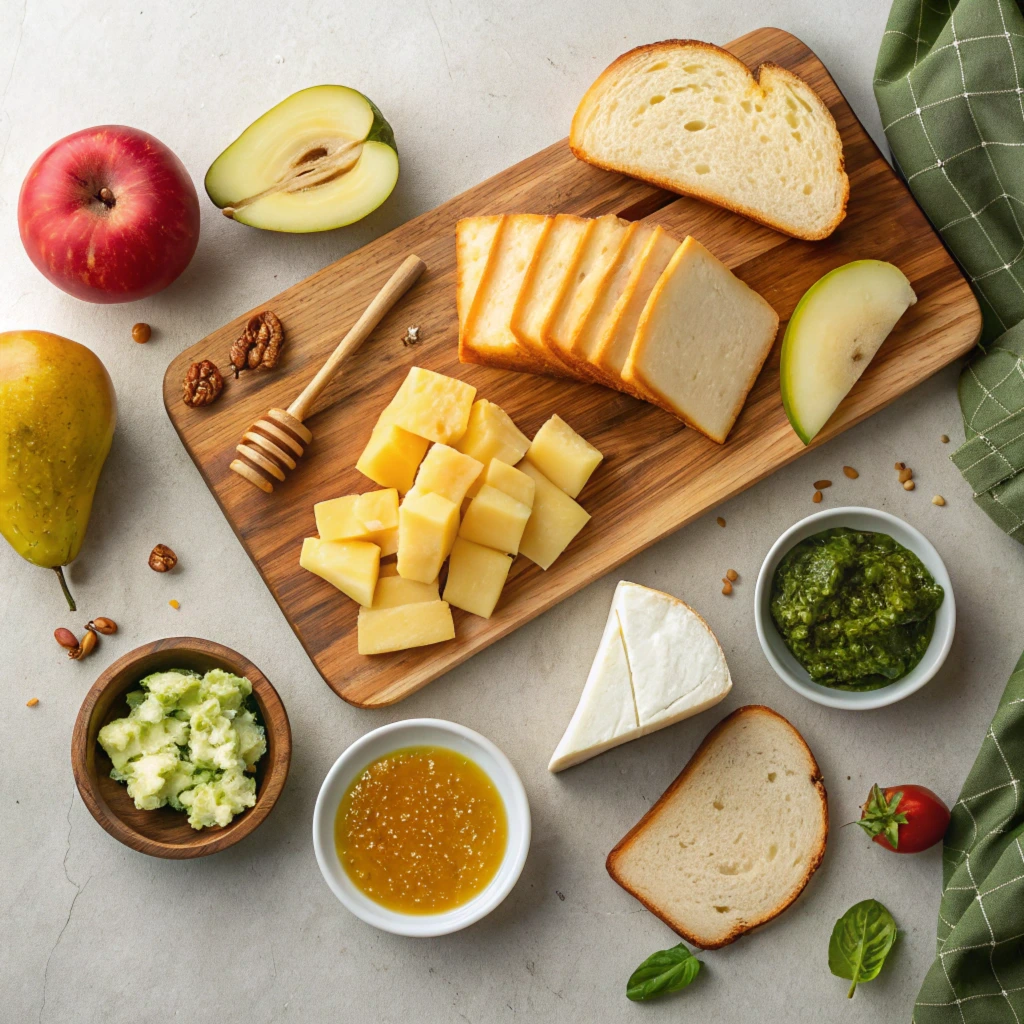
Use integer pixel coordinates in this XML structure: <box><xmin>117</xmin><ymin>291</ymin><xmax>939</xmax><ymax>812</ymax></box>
<box><xmin>781</xmin><ymin>260</ymin><xmax>916</xmax><ymax>445</ymax></box>
<box><xmin>205</xmin><ymin>85</ymin><xmax>399</xmax><ymax>232</ymax></box>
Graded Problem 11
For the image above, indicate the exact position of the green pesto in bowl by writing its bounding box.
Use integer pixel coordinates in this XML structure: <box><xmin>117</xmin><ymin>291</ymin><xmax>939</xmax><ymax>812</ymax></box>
<box><xmin>769</xmin><ymin>527</ymin><xmax>945</xmax><ymax>691</ymax></box>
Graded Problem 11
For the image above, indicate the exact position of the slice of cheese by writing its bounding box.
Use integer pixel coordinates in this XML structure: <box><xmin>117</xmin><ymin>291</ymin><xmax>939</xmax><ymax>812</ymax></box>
<box><xmin>592</xmin><ymin>226</ymin><xmax>680</xmax><ymax>394</ymax></box>
<box><xmin>355</xmin><ymin>417</ymin><xmax>430</xmax><ymax>494</ymax></box>
<box><xmin>387</xmin><ymin>366</ymin><xmax>477</xmax><ymax>445</ymax></box>
<box><xmin>397</xmin><ymin>489</ymin><xmax>459</xmax><ymax>583</ymax></box>
<box><xmin>517</xmin><ymin>461</ymin><xmax>590</xmax><ymax>570</ymax></box>
<box><xmin>314</xmin><ymin>489</ymin><xmax>399</xmax><ymax>544</ymax></box>
<box><xmin>549</xmin><ymin>581</ymin><xmax>732</xmax><ymax>771</ymax></box>
<box><xmin>357</xmin><ymin>600</ymin><xmax>455</xmax><ymax>655</ymax></box>
<box><xmin>300</xmin><ymin>537</ymin><xmax>380</xmax><ymax>608</ymax></box>
<box><xmin>454</xmin><ymin>400</ymin><xmax>530</xmax><ymax>471</ymax></box>
<box><xmin>459</xmin><ymin>214</ymin><xmax>554</xmax><ymax>374</ymax></box>
<box><xmin>622</xmin><ymin>236</ymin><xmax>779</xmax><ymax>442</ymax></box>
<box><xmin>442</xmin><ymin>537</ymin><xmax>513</xmax><ymax>618</ymax></box>
<box><xmin>511</xmin><ymin>214</ymin><xmax>593</xmax><ymax>366</ymax></box>
<box><xmin>481</xmin><ymin>458</ymin><xmax>535</xmax><ymax>508</ymax></box>
<box><xmin>544</xmin><ymin>214</ymin><xmax>630</xmax><ymax>366</ymax></box>
<box><xmin>525</xmin><ymin>415</ymin><xmax>603</xmax><ymax>499</ymax></box>
<box><xmin>456</xmin><ymin>215</ymin><xmax>503</xmax><ymax>337</ymax></box>
<box><xmin>458</xmin><ymin>483</ymin><xmax>532</xmax><ymax>555</ymax></box>
<box><xmin>412</xmin><ymin>444</ymin><xmax>483</xmax><ymax>506</ymax></box>
<box><xmin>371</xmin><ymin>574</ymin><xmax>439</xmax><ymax>609</ymax></box>
<box><xmin>568</xmin><ymin>221</ymin><xmax>656</xmax><ymax>376</ymax></box>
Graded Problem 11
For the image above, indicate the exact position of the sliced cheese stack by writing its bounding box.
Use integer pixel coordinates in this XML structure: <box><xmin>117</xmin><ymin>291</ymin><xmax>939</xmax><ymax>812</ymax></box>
<box><xmin>456</xmin><ymin>214</ymin><xmax>779</xmax><ymax>443</ymax></box>
<box><xmin>298</xmin><ymin>366</ymin><xmax>603</xmax><ymax>656</ymax></box>
<box><xmin>549</xmin><ymin>581</ymin><xmax>732</xmax><ymax>771</ymax></box>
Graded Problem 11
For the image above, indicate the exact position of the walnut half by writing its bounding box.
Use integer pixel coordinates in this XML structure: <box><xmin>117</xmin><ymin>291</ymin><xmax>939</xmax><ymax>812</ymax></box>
<box><xmin>230</xmin><ymin>310</ymin><xmax>284</xmax><ymax>376</ymax></box>
<box><xmin>182</xmin><ymin>360</ymin><xmax>224</xmax><ymax>407</ymax></box>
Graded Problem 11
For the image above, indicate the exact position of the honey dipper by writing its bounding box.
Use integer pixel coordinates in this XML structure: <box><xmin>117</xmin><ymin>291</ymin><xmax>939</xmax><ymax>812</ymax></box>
<box><xmin>230</xmin><ymin>254</ymin><xmax>426</xmax><ymax>493</ymax></box>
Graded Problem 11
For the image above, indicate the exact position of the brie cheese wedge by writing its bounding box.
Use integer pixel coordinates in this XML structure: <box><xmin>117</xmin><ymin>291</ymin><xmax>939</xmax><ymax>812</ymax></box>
<box><xmin>549</xmin><ymin>581</ymin><xmax>732</xmax><ymax>772</ymax></box>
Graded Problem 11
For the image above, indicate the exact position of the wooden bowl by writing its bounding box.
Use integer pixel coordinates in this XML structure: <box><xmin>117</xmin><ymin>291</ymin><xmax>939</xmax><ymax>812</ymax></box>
<box><xmin>72</xmin><ymin>637</ymin><xmax>291</xmax><ymax>858</ymax></box>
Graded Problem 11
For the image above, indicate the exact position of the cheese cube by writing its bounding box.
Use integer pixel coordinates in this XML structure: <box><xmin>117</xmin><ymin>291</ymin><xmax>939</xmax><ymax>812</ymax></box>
<box><xmin>517</xmin><ymin>461</ymin><xmax>591</xmax><ymax>569</ymax></box>
<box><xmin>299</xmin><ymin>537</ymin><xmax>380</xmax><ymax>607</ymax></box>
<box><xmin>379</xmin><ymin>561</ymin><xmax>400</xmax><ymax>577</ymax></box>
<box><xmin>525</xmin><ymin>415</ymin><xmax>603</xmax><ymax>498</ymax></box>
<box><xmin>397</xmin><ymin>490</ymin><xmax>459</xmax><ymax>583</ymax></box>
<box><xmin>387</xmin><ymin>367</ymin><xmax>476</xmax><ymax>444</ymax></box>
<box><xmin>482</xmin><ymin>458</ymin><xmax>535</xmax><ymax>508</ymax></box>
<box><xmin>375</xmin><ymin>528</ymin><xmax>398</xmax><ymax>558</ymax></box>
<box><xmin>371</xmin><ymin>574</ymin><xmax>439</xmax><ymax>609</ymax></box>
<box><xmin>455</xmin><ymin>399</ymin><xmax>531</xmax><ymax>468</ymax></box>
<box><xmin>314</xmin><ymin>489</ymin><xmax>399</xmax><ymax>545</ymax></box>
<box><xmin>443</xmin><ymin>538</ymin><xmax>513</xmax><ymax>618</ymax></box>
<box><xmin>356</xmin><ymin>420</ymin><xmax>429</xmax><ymax>494</ymax></box>
<box><xmin>412</xmin><ymin>444</ymin><xmax>483</xmax><ymax>505</ymax></box>
<box><xmin>459</xmin><ymin>484</ymin><xmax>532</xmax><ymax>555</ymax></box>
<box><xmin>357</xmin><ymin>600</ymin><xmax>455</xmax><ymax>655</ymax></box>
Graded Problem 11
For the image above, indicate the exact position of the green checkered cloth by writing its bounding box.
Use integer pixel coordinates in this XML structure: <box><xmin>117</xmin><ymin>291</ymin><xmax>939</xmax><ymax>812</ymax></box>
<box><xmin>876</xmin><ymin>0</ymin><xmax>1024</xmax><ymax>541</ymax></box>
<box><xmin>876</xmin><ymin>3</ymin><xmax>1024</xmax><ymax>1020</ymax></box>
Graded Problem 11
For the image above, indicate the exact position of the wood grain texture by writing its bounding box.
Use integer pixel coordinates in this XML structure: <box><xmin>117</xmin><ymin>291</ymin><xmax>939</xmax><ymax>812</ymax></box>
<box><xmin>163</xmin><ymin>29</ymin><xmax>982</xmax><ymax>708</ymax></box>
<box><xmin>71</xmin><ymin>638</ymin><xmax>291</xmax><ymax>858</ymax></box>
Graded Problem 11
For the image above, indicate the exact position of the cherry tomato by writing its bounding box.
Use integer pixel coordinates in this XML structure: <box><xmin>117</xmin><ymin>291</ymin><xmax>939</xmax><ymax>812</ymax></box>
<box><xmin>857</xmin><ymin>783</ymin><xmax>950</xmax><ymax>853</ymax></box>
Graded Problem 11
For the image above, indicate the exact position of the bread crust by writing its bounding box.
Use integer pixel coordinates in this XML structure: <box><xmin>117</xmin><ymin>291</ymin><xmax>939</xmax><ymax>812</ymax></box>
<box><xmin>605</xmin><ymin>704</ymin><xmax>828</xmax><ymax>949</ymax></box>
<box><xmin>569</xmin><ymin>40</ymin><xmax>849</xmax><ymax>242</ymax></box>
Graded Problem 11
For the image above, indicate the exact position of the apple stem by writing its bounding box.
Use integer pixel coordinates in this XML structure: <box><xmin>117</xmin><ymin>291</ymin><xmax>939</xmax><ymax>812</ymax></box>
<box><xmin>97</xmin><ymin>187</ymin><xmax>116</xmax><ymax>209</ymax></box>
<box><xmin>54</xmin><ymin>566</ymin><xmax>77</xmax><ymax>612</ymax></box>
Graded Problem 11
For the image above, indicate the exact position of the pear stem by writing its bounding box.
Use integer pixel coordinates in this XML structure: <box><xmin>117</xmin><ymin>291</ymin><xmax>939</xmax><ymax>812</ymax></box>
<box><xmin>54</xmin><ymin>566</ymin><xmax>76</xmax><ymax>611</ymax></box>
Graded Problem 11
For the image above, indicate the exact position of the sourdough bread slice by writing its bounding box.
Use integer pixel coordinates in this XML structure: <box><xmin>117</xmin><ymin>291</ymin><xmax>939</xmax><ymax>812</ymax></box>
<box><xmin>455</xmin><ymin>215</ymin><xmax>503</xmax><ymax>338</ymax></box>
<box><xmin>460</xmin><ymin>214</ymin><xmax>560</xmax><ymax>375</ymax></box>
<box><xmin>544</xmin><ymin>214</ymin><xmax>630</xmax><ymax>369</ymax></box>
<box><xmin>570</xmin><ymin>41</ymin><xmax>848</xmax><ymax>241</ymax></box>
<box><xmin>622</xmin><ymin>236</ymin><xmax>778</xmax><ymax>442</ymax></box>
<box><xmin>511</xmin><ymin>214</ymin><xmax>593</xmax><ymax>367</ymax></box>
<box><xmin>606</xmin><ymin>705</ymin><xmax>828</xmax><ymax>948</ymax></box>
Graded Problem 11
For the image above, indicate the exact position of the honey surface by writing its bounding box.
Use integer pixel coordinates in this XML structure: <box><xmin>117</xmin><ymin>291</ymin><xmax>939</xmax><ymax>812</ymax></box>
<box><xmin>335</xmin><ymin>745</ymin><xmax>508</xmax><ymax>914</ymax></box>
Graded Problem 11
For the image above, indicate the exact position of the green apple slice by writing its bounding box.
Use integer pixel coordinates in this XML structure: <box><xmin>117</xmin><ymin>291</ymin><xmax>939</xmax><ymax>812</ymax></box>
<box><xmin>205</xmin><ymin>85</ymin><xmax>399</xmax><ymax>232</ymax></box>
<box><xmin>781</xmin><ymin>260</ymin><xmax>917</xmax><ymax>445</ymax></box>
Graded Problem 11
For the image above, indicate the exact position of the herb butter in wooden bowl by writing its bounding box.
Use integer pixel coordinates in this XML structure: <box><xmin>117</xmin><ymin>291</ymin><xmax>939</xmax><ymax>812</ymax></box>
<box><xmin>72</xmin><ymin>637</ymin><xmax>291</xmax><ymax>858</ymax></box>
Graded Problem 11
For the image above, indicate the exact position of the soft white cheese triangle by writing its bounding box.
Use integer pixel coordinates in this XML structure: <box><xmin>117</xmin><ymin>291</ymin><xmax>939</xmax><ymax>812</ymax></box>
<box><xmin>548</xmin><ymin>581</ymin><xmax>731</xmax><ymax>772</ymax></box>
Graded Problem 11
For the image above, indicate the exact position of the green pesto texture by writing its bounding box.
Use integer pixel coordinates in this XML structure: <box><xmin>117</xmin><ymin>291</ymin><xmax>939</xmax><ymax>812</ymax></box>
<box><xmin>770</xmin><ymin>528</ymin><xmax>943</xmax><ymax>691</ymax></box>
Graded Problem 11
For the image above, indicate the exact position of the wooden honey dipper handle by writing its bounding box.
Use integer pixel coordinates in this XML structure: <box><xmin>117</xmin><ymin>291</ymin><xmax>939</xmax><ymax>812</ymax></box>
<box><xmin>286</xmin><ymin>253</ymin><xmax>426</xmax><ymax>424</ymax></box>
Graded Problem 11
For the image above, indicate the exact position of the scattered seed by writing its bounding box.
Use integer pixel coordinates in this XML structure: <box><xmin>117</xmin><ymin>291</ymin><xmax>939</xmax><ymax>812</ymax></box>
<box><xmin>813</xmin><ymin>479</ymin><xmax>832</xmax><ymax>490</ymax></box>
<box><xmin>933</xmin><ymin>494</ymin><xmax>946</xmax><ymax>506</ymax></box>
<box><xmin>54</xmin><ymin>627</ymin><xmax>79</xmax><ymax>650</ymax></box>
<box><xmin>132</xmin><ymin>322</ymin><xmax>152</xmax><ymax>344</ymax></box>
<box><xmin>69</xmin><ymin>628</ymin><xmax>98</xmax><ymax>659</ymax></box>
<box><xmin>87</xmin><ymin>617</ymin><xmax>117</xmax><ymax>635</ymax></box>
<box><xmin>726</xmin><ymin>569</ymin><xmax>739</xmax><ymax>582</ymax></box>
<box><xmin>812</xmin><ymin>490</ymin><xmax>823</xmax><ymax>503</ymax></box>
<box><xmin>721</xmin><ymin>581</ymin><xmax>733</xmax><ymax>596</ymax></box>
<box><xmin>895</xmin><ymin>461</ymin><xmax>906</xmax><ymax>471</ymax></box>
<box><xmin>904</xmin><ymin>480</ymin><xmax>916</xmax><ymax>491</ymax></box>
<box><xmin>898</xmin><ymin>467</ymin><xmax>913</xmax><ymax>484</ymax></box>
<box><xmin>843</xmin><ymin>466</ymin><xmax>859</xmax><ymax>479</ymax></box>
<box><xmin>716</xmin><ymin>516</ymin><xmax>726</xmax><ymax>528</ymax></box>
<box><xmin>169</xmin><ymin>599</ymin><xmax>180</xmax><ymax>610</ymax></box>
<box><xmin>940</xmin><ymin>434</ymin><xmax>949</xmax><ymax>444</ymax></box>
<box><xmin>26</xmin><ymin>698</ymin><xmax>39</xmax><ymax>707</ymax></box>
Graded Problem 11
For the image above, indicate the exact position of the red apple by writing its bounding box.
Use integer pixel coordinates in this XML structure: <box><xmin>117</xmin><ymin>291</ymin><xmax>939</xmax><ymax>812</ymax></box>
<box><xmin>18</xmin><ymin>126</ymin><xmax>200</xmax><ymax>303</ymax></box>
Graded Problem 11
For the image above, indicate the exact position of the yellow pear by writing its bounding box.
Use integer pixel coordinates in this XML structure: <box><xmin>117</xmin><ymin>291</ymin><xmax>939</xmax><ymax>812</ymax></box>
<box><xmin>0</xmin><ymin>331</ymin><xmax>116</xmax><ymax>609</ymax></box>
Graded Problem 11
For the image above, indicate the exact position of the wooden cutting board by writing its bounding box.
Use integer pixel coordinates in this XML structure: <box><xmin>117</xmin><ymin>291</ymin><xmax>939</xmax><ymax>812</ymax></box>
<box><xmin>164</xmin><ymin>27</ymin><xmax>981</xmax><ymax>708</ymax></box>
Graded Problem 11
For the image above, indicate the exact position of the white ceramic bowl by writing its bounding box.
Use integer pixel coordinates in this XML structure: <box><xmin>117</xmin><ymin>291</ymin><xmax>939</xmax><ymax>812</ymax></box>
<box><xmin>754</xmin><ymin>507</ymin><xmax>955</xmax><ymax>710</ymax></box>
<box><xmin>312</xmin><ymin>718</ymin><xmax>531</xmax><ymax>936</ymax></box>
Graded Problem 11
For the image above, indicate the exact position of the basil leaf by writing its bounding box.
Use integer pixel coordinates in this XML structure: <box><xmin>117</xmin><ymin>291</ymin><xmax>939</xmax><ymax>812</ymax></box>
<box><xmin>828</xmin><ymin>899</ymin><xmax>898</xmax><ymax>998</ymax></box>
<box><xmin>626</xmin><ymin>943</ymin><xmax>702</xmax><ymax>1001</ymax></box>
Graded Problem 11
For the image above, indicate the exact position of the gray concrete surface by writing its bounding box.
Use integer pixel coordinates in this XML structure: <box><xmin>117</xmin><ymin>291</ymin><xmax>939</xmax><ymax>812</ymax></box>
<box><xmin>3</xmin><ymin>1</ymin><xmax>1021</xmax><ymax>1021</ymax></box>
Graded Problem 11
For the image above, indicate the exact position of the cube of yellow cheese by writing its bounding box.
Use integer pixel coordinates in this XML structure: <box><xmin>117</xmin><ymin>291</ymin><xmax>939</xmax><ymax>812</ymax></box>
<box><xmin>357</xmin><ymin>600</ymin><xmax>455</xmax><ymax>655</ymax></box>
<box><xmin>397</xmin><ymin>490</ymin><xmax>459</xmax><ymax>583</ymax></box>
<box><xmin>371</xmin><ymin>574</ymin><xmax>439</xmax><ymax>609</ymax></box>
<box><xmin>356</xmin><ymin>419</ymin><xmax>429</xmax><ymax>494</ymax></box>
<box><xmin>459</xmin><ymin>484</ymin><xmax>532</xmax><ymax>555</ymax></box>
<box><xmin>299</xmin><ymin>537</ymin><xmax>380</xmax><ymax>607</ymax></box>
<box><xmin>411</xmin><ymin>444</ymin><xmax>483</xmax><ymax>505</ymax></box>
<box><xmin>455</xmin><ymin>399</ymin><xmax>531</xmax><ymax>468</ymax></box>
<box><xmin>387</xmin><ymin>367</ymin><xmax>476</xmax><ymax>444</ymax></box>
<box><xmin>315</xmin><ymin>489</ymin><xmax>398</xmax><ymax>541</ymax></box>
<box><xmin>482</xmin><ymin>458</ymin><xmax>535</xmax><ymax>508</ymax></box>
<box><xmin>517</xmin><ymin>461</ymin><xmax>591</xmax><ymax>569</ymax></box>
<box><xmin>525</xmin><ymin>414</ymin><xmax>603</xmax><ymax>498</ymax></box>
<box><xmin>443</xmin><ymin>538</ymin><xmax>513</xmax><ymax>618</ymax></box>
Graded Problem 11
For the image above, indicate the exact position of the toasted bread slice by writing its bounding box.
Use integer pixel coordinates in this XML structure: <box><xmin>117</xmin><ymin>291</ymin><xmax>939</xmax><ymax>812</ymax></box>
<box><xmin>455</xmin><ymin>216</ymin><xmax>503</xmax><ymax>338</ymax></box>
<box><xmin>544</xmin><ymin>214</ymin><xmax>630</xmax><ymax>369</ymax></box>
<box><xmin>592</xmin><ymin>226</ymin><xmax>680</xmax><ymax>394</ymax></box>
<box><xmin>607</xmin><ymin>705</ymin><xmax>827</xmax><ymax>949</ymax></box>
<box><xmin>459</xmin><ymin>214</ymin><xmax>558</xmax><ymax>375</ymax></box>
<box><xmin>623</xmin><ymin>236</ymin><xmax>778</xmax><ymax>441</ymax></box>
<box><xmin>570</xmin><ymin>41</ymin><xmax>848</xmax><ymax>241</ymax></box>
<box><xmin>511</xmin><ymin>214</ymin><xmax>593</xmax><ymax>367</ymax></box>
